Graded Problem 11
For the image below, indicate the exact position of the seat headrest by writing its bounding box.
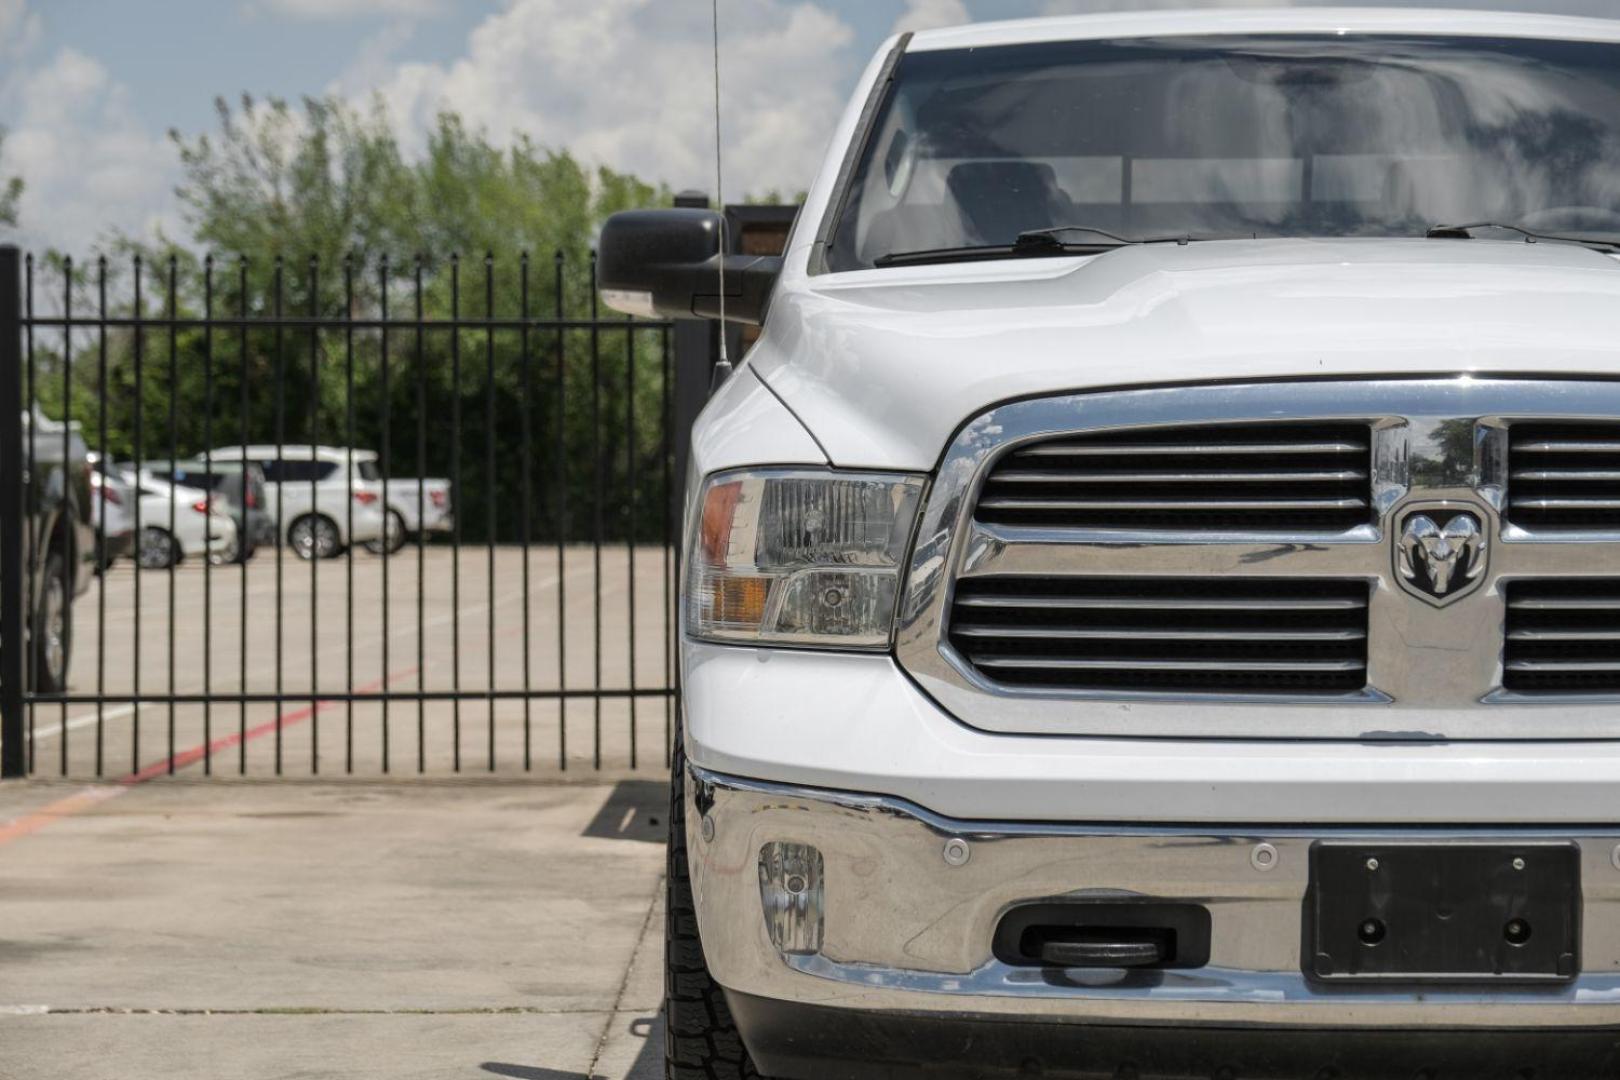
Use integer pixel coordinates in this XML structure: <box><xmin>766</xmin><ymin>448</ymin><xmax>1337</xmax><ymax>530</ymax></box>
<box><xmin>946</xmin><ymin>161</ymin><xmax>1068</xmax><ymax>245</ymax></box>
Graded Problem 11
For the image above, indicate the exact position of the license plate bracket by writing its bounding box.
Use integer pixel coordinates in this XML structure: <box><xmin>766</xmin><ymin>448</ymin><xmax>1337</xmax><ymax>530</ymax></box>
<box><xmin>1306</xmin><ymin>841</ymin><xmax>1580</xmax><ymax>983</ymax></box>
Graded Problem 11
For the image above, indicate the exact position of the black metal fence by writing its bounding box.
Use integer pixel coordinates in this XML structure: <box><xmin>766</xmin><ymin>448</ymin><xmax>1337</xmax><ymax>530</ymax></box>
<box><xmin>0</xmin><ymin>244</ymin><xmax>689</xmax><ymax>779</ymax></box>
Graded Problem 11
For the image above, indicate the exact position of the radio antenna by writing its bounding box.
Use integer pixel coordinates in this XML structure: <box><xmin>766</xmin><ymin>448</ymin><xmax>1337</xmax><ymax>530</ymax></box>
<box><xmin>711</xmin><ymin>0</ymin><xmax>730</xmax><ymax>367</ymax></box>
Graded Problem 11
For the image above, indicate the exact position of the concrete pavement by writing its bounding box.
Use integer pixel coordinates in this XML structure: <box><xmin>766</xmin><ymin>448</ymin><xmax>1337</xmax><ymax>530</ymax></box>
<box><xmin>0</xmin><ymin>777</ymin><xmax>669</xmax><ymax>1079</ymax></box>
<box><xmin>26</xmin><ymin>545</ymin><xmax>676</xmax><ymax>779</ymax></box>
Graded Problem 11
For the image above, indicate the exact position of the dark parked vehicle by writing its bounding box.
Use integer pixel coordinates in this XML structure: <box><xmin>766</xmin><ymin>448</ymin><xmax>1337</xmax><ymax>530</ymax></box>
<box><xmin>4</xmin><ymin>410</ymin><xmax>96</xmax><ymax>693</ymax></box>
<box><xmin>141</xmin><ymin>459</ymin><xmax>274</xmax><ymax>562</ymax></box>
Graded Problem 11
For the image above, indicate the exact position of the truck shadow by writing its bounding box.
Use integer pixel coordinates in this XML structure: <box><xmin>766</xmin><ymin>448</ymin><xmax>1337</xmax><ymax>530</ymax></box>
<box><xmin>481</xmin><ymin>1011</ymin><xmax>662</xmax><ymax>1080</ymax></box>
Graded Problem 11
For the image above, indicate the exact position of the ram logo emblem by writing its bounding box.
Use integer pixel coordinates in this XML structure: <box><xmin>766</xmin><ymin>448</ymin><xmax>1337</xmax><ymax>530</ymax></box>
<box><xmin>1396</xmin><ymin>511</ymin><xmax>1488</xmax><ymax>606</ymax></box>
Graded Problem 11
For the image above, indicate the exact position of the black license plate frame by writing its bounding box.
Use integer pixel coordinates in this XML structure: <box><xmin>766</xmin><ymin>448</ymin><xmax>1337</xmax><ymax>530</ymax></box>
<box><xmin>1306</xmin><ymin>841</ymin><xmax>1580</xmax><ymax>984</ymax></box>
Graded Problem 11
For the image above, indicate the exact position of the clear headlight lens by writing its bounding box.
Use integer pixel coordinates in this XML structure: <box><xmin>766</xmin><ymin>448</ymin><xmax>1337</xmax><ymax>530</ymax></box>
<box><xmin>688</xmin><ymin>469</ymin><xmax>926</xmax><ymax>649</ymax></box>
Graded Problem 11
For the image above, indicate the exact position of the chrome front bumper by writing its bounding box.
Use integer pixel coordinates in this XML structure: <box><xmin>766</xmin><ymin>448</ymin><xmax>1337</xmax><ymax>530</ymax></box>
<box><xmin>688</xmin><ymin>765</ymin><xmax>1620</xmax><ymax>1027</ymax></box>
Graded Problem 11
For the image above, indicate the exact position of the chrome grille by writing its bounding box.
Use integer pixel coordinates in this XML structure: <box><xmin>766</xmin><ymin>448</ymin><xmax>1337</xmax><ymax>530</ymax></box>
<box><xmin>1509</xmin><ymin>422</ymin><xmax>1620</xmax><ymax>530</ymax></box>
<box><xmin>899</xmin><ymin>380</ymin><xmax>1620</xmax><ymax>738</ymax></box>
<box><xmin>949</xmin><ymin>577</ymin><xmax>1370</xmax><ymax>694</ymax></box>
<box><xmin>975</xmin><ymin>422</ymin><xmax>1373</xmax><ymax>531</ymax></box>
<box><xmin>1505</xmin><ymin>580</ymin><xmax>1620</xmax><ymax>694</ymax></box>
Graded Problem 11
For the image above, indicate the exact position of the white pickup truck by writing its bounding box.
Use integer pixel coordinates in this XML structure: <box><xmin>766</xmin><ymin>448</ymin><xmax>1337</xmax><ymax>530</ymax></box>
<box><xmin>604</xmin><ymin>9</ymin><xmax>1620</xmax><ymax>1078</ymax></box>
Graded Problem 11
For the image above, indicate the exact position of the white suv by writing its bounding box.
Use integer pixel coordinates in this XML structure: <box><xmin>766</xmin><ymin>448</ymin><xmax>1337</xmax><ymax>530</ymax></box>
<box><xmin>207</xmin><ymin>445</ymin><xmax>385</xmax><ymax>559</ymax></box>
<box><xmin>603</xmin><ymin>10</ymin><xmax>1620</xmax><ymax>1078</ymax></box>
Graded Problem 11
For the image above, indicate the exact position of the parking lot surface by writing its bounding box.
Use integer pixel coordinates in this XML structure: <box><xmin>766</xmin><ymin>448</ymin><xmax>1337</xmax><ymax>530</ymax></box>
<box><xmin>26</xmin><ymin>545</ymin><xmax>675</xmax><ymax>780</ymax></box>
<box><xmin>0</xmin><ymin>777</ymin><xmax>669</xmax><ymax>1079</ymax></box>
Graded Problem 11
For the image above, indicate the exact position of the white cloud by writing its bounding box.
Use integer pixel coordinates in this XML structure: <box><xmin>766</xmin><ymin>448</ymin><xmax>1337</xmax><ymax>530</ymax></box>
<box><xmin>331</xmin><ymin>17</ymin><xmax>420</xmax><ymax>97</ymax></box>
<box><xmin>892</xmin><ymin>0</ymin><xmax>970</xmax><ymax>33</ymax></box>
<box><xmin>0</xmin><ymin>38</ymin><xmax>179</xmax><ymax>252</ymax></box>
<box><xmin>0</xmin><ymin>0</ymin><xmax>41</xmax><ymax>56</ymax></box>
<box><xmin>358</xmin><ymin>0</ymin><xmax>857</xmax><ymax>200</ymax></box>
<box><xmin>249</xmin><ymin>0</ymin><xmax>444</xmax><ymax>20</ymax></box>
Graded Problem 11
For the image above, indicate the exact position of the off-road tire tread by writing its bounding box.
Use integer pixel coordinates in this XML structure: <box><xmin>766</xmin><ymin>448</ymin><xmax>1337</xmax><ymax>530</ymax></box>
<box><xmin>666</xmin><ymin>721</ymin><xmax>766</xmax><ymax>1080</ymax></box>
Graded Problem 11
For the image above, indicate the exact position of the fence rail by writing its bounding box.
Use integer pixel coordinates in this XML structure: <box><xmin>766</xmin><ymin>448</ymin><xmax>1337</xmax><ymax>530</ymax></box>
<box><xmin>0</xmin><ymin>245</ymin><xmax>684</xmax><ymax>779</ymax></box>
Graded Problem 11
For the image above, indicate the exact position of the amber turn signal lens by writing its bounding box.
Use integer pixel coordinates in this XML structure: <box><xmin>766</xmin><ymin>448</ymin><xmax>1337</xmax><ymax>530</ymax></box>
<box><xmin>711</xmin><ymin>575</ymin><xmax>770</xmax><ymax>626</ymax></box>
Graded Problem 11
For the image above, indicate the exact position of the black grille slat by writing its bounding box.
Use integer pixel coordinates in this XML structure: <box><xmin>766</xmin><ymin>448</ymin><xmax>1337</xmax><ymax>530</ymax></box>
<box><xmin>1509</xmin><ymin>423</ymin><xmax>1620</xmax><ymax>530</ymax></box>
<box><xmin>977</xmin><ymin>423</ymin><xmax>1374</xmax><ymax>531</ymax></box>
<box><xmin>1505</xmin><ymin>580</ymin><xmax>1620</xmax><ymax>693</ymax></box>
<box><xmin>949</xmin><ymin>577</ymin><xmax>1370</xmax><ymax>695</ymax></box>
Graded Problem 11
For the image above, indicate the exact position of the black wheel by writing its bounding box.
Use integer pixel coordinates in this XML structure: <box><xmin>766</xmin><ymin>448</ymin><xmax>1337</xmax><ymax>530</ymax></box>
<box><xmin>136</xmin><ymin>526</ymin><xmax>180</xmax><ymax>569</ymax></box>
<box><xmin>32</xmin><ymin>551</ymin><xmax>72</xmax><ymax>694</ymax></box>
<box><xmin>288</xmin><ymin>514</ymin><xmax>342</xmax><ymax>560</ymax></box>
<box><xmin>667</xmin><ymin>721</ymin><xmax>767</xmax><ymax>1080</ymax></box>
<box><xmin>364</xmin><ymin>509</ymin><xmax>407</xmax><ymax>556</ymax></box>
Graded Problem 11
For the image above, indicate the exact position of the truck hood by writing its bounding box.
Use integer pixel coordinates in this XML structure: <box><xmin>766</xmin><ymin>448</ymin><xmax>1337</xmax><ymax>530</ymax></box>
<box><xmin>750</xmin><ymin>238</ymin><xmax>1620</xmax><ymax>470</ymax></box>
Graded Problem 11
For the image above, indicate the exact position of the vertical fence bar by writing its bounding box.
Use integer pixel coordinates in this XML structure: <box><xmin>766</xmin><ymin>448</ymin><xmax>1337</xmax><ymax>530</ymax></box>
<box><xmin>378</xmin><ymin>255</ymin><xmax>391</xmax><ymax>774</ymax></box>
<box><xmin>450</xmin><ymin>254</ymin><xmax>462</xmax><ymax>772</ymax></box>
<box><xmin>590</xmin><ymin>252</ymin><xmax>602</xmax><ymax>771</ymax></box>
<box><xmin>237</xmin><ymin>258</ymin><xmax>249</xmax><ymax>775</ymax></box>
<box><xmin>23</xmin><ymin>253</ymin><xmax>35</xmax><ymax>773</ymax></box>
<box><xmin>519</xmin><ymin>254</ymin><xmax>533</xmax><ymax>772</ymax></box>
<box><xmin>554</xmin><ymin>251</ymin><xmax>566</xmax><ymax>770</ymax></box>
<box><xmin>484</xmin><ymin>254</ymin><xmax>496</xmax><ymax>772</ymax></box>
<box><xmin>0</xmin><ymin>248</ymin><xmax>23</xmax><ymax>779</ymax></box>
<box><xmin>344</xmin><ymin>256</ymin><xmax>356</xmax><ymax>774</ymax></box>
<box><xmin>413</xmin><ymin>257</ymin><xmax>425</xmax><ymax>774</ymax></box>
<box><xmin>95</xmin><ymin>257</ymin><xmax>108</xmax><ymax>777</ymax></box>
<box><xmin>273</xmin><ymin>256</ymin><xmax>285</xmax><ymax>775</ymax></box>
<box><xmin>308</xmin><ymin>256</ymin><xmax>321</xmax><ymax>775</ymax></box>
<box><xmin>59</xmin><ymin>257</ymin><xmax>73</xmax><ymax>775</ymax></box>
<box><xmin>660</xmin><ymin>325</ymin><xmax>673</xmax><ymax>767</ymax></box>
<box><xmin>166</xmin><ymin>256</ymin><xmax>178</xmax><ymax>772</ymax></box>
<box><xmin>202</xmin><ymin>257</ymin><xmax>214</xmax><ymax>774</ymax></box>
<box><xmin>624</xmin><ymin>318</ymin><xmax>637</xmax><ymax>769</ymax></box>
<box><xmin>130</xmin><ymin>255</ymin><xmax>144</xmax><ymax>774</ymax></box>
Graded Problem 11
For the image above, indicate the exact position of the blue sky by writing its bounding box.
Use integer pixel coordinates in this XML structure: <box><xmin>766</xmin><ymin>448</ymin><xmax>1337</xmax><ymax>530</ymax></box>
<box><xmin>2</xmin><ymin>0</ymin><xmax>1616</xmax><ymax>251</ymax></box>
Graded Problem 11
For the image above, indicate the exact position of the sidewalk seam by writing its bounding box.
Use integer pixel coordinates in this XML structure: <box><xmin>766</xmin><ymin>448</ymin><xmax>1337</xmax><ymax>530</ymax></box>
<box><xmin>586</xmin><ymin>870</ymin><xmax>665</xmax><ymax>1077</ymax></box>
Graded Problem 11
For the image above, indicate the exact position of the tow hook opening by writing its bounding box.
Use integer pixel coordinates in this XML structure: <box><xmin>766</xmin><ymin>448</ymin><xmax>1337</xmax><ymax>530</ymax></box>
<box><xmin>992</xmin><ymin>901</ymin><xmax>1213</xmax><ymax>970</ymax></box>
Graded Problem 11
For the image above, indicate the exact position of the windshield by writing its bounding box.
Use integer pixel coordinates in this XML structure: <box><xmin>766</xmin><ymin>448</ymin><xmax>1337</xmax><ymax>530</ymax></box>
<box><xmin>827</xmin><ymin>34</ymin><xmax>1620</xmax><ymax>271</ymax></box>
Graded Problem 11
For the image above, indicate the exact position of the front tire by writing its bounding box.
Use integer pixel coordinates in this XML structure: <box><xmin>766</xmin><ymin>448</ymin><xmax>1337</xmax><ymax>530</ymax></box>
<box><xmin>137</xmin><ymin>526</ymin><xmax>180</xmax><ymax>569</ymax></box>
<box><xmin>667</xmin><ymin>722</ymin><xmax>766</xmax><ymax>1080</ymax></box>
<box><xmin>32</xmin><ymin>551</ymin><xmax>72</xmax><ymax>694</ymax></box>
<box><xmin>288</xmin><ymin>514</ymin><xmax>342</xmax><ymax>560</ymax></box>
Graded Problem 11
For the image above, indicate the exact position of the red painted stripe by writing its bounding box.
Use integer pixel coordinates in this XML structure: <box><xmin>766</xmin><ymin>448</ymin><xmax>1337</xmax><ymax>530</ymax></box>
<box><xmin>0</xmin><ymin>666</ymin><xmax>420</xmax><ymax>848</ymax></box>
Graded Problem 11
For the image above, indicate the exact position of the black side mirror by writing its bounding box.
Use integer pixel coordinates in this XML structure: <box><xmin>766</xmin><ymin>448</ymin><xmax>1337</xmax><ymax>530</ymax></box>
<box><xmin>598</xmin><ymin>209</ymin><xmax>782</xmax><ymax>326</ymax></box>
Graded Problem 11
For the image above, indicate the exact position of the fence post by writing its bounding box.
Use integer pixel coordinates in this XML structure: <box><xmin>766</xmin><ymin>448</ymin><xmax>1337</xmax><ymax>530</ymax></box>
<box><xmin>0</xmin><ymin>246</ymin><xmax>25</xmax><ymax>778</ymax></box>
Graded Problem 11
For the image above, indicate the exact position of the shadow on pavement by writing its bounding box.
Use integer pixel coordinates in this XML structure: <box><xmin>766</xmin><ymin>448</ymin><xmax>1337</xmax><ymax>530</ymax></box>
<box><xmin>580</xmin><ymin>780</ymin><xmax>669</xmax><ymax>845</ymax></box>
<box><xmin>482</xmin><ymin>1011</ymin><xmax>663</xmax><ymax>1080</ymax></box>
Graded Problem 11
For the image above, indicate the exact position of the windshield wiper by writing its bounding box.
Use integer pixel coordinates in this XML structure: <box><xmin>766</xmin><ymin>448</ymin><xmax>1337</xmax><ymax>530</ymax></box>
<box><xmin>874</xmin><ymin>226</ymin><xmax>1192</xmax><ymax>268</ymax></box>
<box><xmin>1426</xmin><ymin>222</ymin><xmax>1620</xmax><ymax>254</ymax></box>
<box><xmin>1018</xmin><ymin>225</ymin><xmax>1195</xmax><ymax>248</ymax></box>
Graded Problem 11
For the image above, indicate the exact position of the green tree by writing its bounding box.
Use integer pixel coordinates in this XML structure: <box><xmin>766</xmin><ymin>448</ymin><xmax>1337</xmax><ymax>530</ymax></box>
<box><xmin>0</xmin><ymin>128</ymin><xmax>23</xmax><ymax>227</ymax></box>
<box><xmin>35</xmin><ymin>96</ymin><xmax>679</xmax><ymax>544</ymax></box>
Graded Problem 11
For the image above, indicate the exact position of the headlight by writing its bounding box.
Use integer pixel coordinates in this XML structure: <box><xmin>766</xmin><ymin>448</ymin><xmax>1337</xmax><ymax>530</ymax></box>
<box><xmin>688</xmin><ymin>469</ymin><xmax>926</xmax><ymax>649</ymax></box>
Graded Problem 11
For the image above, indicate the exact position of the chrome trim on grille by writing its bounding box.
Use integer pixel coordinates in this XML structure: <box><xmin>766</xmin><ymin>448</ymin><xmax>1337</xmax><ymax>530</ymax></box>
<box><xmin>973</xmin><ymin>421</ymin><xmax>1374</xmax><ymax>531</ymax></box>
<box><xmin>1503</xmin><ymin>579</ymin><xmax>1620</xmax><ymax>695</ymax></box>
<box><xmin>895</xmin><ymin>379</ymin><xmax>1620</xmax><ymax>739</ymax></box>
<box><xmin>950</xmin><ymin>576</ymin><xmax>1371</xmax><ymax>694</ymax></box>
<box><xmin>1507</xmin><ymin>422</ymin><xmax>1620</xmax><ymax>530</ymax></box>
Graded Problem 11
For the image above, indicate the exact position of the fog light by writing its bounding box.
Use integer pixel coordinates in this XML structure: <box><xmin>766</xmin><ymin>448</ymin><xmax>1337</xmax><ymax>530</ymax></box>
<box><xmin>758</xmin><ymin>842</ymin><xmax>824</xmax><ymax>955</ymax></box>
